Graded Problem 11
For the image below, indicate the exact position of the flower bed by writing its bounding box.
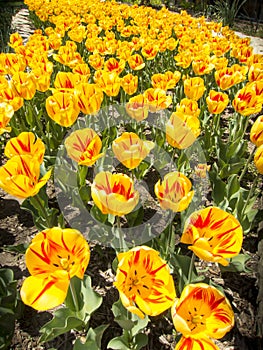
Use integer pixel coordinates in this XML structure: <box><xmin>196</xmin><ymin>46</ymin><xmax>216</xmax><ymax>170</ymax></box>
<box><xmin>0</xmin><ymin>0</ymin><xmax>263</xmax><ymax>349</ymax></box>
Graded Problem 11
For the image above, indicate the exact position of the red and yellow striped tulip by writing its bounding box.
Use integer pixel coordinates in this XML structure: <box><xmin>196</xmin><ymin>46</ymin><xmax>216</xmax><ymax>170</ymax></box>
<box><xmin>46</xmin><ymin>91</ymin><xmax>80</xmax><ymax>127</ymax></box>
<box><xmin>0</xmin><ymin>155</ymin><xmax>51</xmax><ymax>199</ymax></box>
<box><xmin>11</xmin><ymin>72</ymin><xmax>36</xmax><ymax>100</ymax></box>
<box><xmin>20</xmin><ymin>227</ymin><xmax>90</xmax><ymax>311</ymax></box>
<box><xmin>53</xmin><ymin>72</ymin><xmax>82</xmax><ymax>93</ymax></box>
<box><xmin>250</xmin><ymin>115</ymin><xmax>263</xmax><ymax>147</ymax></box>
<box><xmin>184</xmin><ymin>77</ymin><xmax>206</xmax><ymax>101</ymax></box>
<box><xmin>166</xmin><ymin>111</ymin><xmax>201</xmax><ymax>149</ymax></box>
<box><xmin>0</xmin><ymin>102</ymin><xmax>14</xmax><ymax>135</ymax></box>
<box><xmin>75</xmin><ymin>83</ymin><xmax>104</xmax><ymax>115</ymax></box>
<box><xmin>254</xmin><ymin>144</ymin><xmax>263</xmax><ymax>174</ymax></box>
<box><xmin>181</xmin><ymin>207</ymin><xmax>243</xmax><ymax>266</ymax></box>
<box><xmin>121</xmin><ymin>74</ymin><xmax>138</xmax><ymax>95</ymax></box>
<box><xmin>5</xmin><ymin>132</ymin><xmax>45</xmax><ymax>163</ymax></box>
<box><xmin>127</xmin><ymin>54</ymin><xmax>145</xmax><ymax>71</ymax></box>
<box><xmin>65</xmin><ymin>128</ymin><xmax>104</xmax><ymax>166</ymax></box>
<box><xmin>112</xmin><ymin>132</ymin><xmax>154</xmax><ymax>170</ymax></box>
<box><xmin>91</xmin><ymin>171</ymin><xmax>139</xmax><ymax>216</ymax></box>
<box><xmin>94</xmin><ymin>71</ymin><xmax>121</xmax><ymax>97</ymax></box>
<box><xmin>176</xmin><ymin>98</ymin><xmax>200</xmax><ymax>119</ymax></box>
<box><xmin>125</xmin><ymin>95</ymin><xmax>149</xmax><ymax>122</ymax></box>
<box><xmin>155</xmin><ymin>171</ymin><xmax>194</xmax><ymax>212</ymax></box>
<box><xmin>0</xmin><ymin>85</ymin><xmax>24</xmax><ymax>111</ymax></box>
<box><xmin>232</xmin><ymin>84</ymin><xmax>262</xmax><ymax>116</ymax></box>
<box><xmin>104</xmin><ymin>57</ymin><xmax>126</xmax><ymax>75</ymax></box>
<box><xmin>206</xmin><ymin>90</ymin><xmax>229</xmax><ymax>114</ymax></box>
<box><xmin>143</xmin><ymin>88</ymin><xmax>172</xmax><ymax>112</ymax></box>
<box><xmin>114</xmin><ymin>246</ymin><xmax>176</xmax><ymax>319</ymax></box>
<box><xmin>172</xmin><ymin>283</ymin><xmax>234</xmax><ymax>347</ymax></box>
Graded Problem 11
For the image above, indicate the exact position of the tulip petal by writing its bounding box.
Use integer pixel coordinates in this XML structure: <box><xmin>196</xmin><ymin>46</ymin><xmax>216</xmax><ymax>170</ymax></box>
<box><xmin>175</xmin><ymin>336</ymin><xmax>220</xmax><ymax>350</ymax></box>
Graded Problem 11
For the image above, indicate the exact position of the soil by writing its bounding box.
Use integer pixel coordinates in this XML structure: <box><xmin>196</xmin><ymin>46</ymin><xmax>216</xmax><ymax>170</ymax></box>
<box><xmin>1</xmin><ymin>2</ymin><xmax>263</xmax><ymax>350</ymax></box>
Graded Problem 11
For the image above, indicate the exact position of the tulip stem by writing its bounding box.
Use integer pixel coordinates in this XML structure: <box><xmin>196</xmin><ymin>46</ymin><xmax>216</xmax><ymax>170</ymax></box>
<box><xmin>165</xmin><ymin>217</ymin><xmax>174</xmax><ymax>259</ymax></box>
<box><xmin>187</xmin><ymin>253</ymin><xmax>196</xmax><ymax>284</ymax></box>
<box><xmin>240</xmin><ymin>173</ymin><xmax>259</xmax><ymax>219</ymax></box>
<box><xmin>238</xmin><ymin>144</ymin><xmax>256</xmax><ymax>183</ymax></box>
<box><xmin>116</xmin><ymin>215</ymin><xmax>125</xmax><ymax>252</ymax></box>
<box><xmin>29</xmin><ymin>193</ymin><xmax>53</xmax><ymax>228</ymax></box>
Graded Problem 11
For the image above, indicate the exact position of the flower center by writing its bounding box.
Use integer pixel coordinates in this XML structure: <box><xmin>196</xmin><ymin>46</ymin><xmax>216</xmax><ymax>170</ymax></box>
<box><xmin>125</xmin><ymin>268</ymin><xmax>152</xmax><ymax>298</ymax></box>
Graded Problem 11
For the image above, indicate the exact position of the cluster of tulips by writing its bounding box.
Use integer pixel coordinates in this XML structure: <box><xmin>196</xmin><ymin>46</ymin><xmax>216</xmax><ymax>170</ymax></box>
<box><xmin>0</xmin><ymin>0</ymin><xmax>263</xmax><ymax>348</ymax></box>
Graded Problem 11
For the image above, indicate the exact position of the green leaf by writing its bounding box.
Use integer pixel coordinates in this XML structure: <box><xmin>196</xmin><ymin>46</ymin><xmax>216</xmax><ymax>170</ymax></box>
<box><xmin>107</xmin><ymin>335</ymin><xmax>130</xmax><ymax>350</ymax></box>
<box><xmin>125</xmin><ymin>205</ymin><xmax>144</xmax><ymax>227</ymax></box>
<box><xmin>3</xmin><ymin>243</ymin><xmax>29</xmax><ymax>254</ymax></box>
<box><xmin>209</xmin><ymin>167</ymin><xmax>226</xmax><ymax>205</ymax></box>
<box><xmin>134</xmin><ymin>333</ymin><xmax>148</xmax><ymax>350</ymax></box>
<box><xmin>226</xmin><ymin>174</ymin><xmax>240</xmax><ymax>199</ymax></box>
<box><xmin>170</xmin><ymin>255</ymin><xmax>198</xmax><ymax>293</ymax></box>
<box><xmin>73</xmin><ymin>325</ymin><xmax>109</xmax><ymax>350</ymax></box>
<box><xmin>220</xmin><ymin>254</ymin><xmax>252</xmax><ymax>273</ymax></box>
<box><xmin>39</xmin><ymin>307</ymin><xmax>84</xmax><ymax>343</ymax></box>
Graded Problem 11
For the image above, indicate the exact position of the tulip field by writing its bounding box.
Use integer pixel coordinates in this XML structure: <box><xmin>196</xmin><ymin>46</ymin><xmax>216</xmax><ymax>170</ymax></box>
<box><xmin>0</xmin><ymin>0</ymin><xmax>263</xmax><ymax>349</ymax></box>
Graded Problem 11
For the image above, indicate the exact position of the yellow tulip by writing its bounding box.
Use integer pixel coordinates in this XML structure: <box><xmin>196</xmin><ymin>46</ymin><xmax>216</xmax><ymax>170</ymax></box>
<box><xmin>0</xmin><ymin>85</ymin><xmax>24</xmax><ymax>111</ymax></box>
<box><xmin>46</xmin><ymin>91</ymin><xmax>80</xmax><ymax>127</ymax></box>
<box><xmin>127</xmin><ymin>54</ymin><xmax>145</xmax><ymax>71</ymax></box>
<box><xmin>0</xmin><ymin>155</ymin><xmax>51</xmax><ymax>199</ymax></box>
<box><xmin>192</xmin><ymin>55</ymin><xmax>214</xmax><ymax>76</ymax></box>
<box><xmin>181</xmin><ymin>207</ymin><xmax>243</xmax><ymax>266</ymax></box>
<box><xmin>20</xmin><ymin>227</ymin><xmax>90</xmax><ymax>311</ymax></box>
<box><xmin>65</xmin><ymin>128</ymin><xmax>104</xmax><ymax>166</ymax></box>
<box><xmin>0</xmin><ymin>102</ymin><xmax>14</xmax><ymax>135</ymax></box>
<box><xmin>125</xmin><ymin>94</ymin><xmax>149</xmax><ymax>122</ymax></box>
<box><xmin>88</xmin><ymin>53</ymin><xmax>105</xmax><ymax>70</ymax></box>
<box><xmin>54</xmin><ymin>72</ymin><xmax>82</xmax><ymax>93</ymax></box>
<box><xmin>232</xmin><ymin>84</ymin><xmax>263</xmax><ymax>116</ymax></box>
<box><xmin>254</xmin><ymin>144</ymin><xmax>263</xmax><ymax>174</ymax></box>
<box><xmin>143</xmin><ymin>88</ymin><xmax>172</xmax><ymax>112</ymax></box>
<box><xmin>75</xmin><ymin>83</ymin><xmax>104</xmax><ymax>115</ymax></box>
<box><xmin>250</xmin><ymin>115</ymin><xmax>263</xmax><ymax>147</ymax></box>
<box><xmin>112</xmin><ymin>132</ymin><xmax>154</xmax><ymax>170</ymax></box>
<box><xmin>121</xmin><ymin>74</ymin><xmax>138</xmax><ymax>95</ymax></box>
<box><xmin>11</xmin><ymin>72</ymin><xmax>36</xmax><ymax>100</ymax></box>
<box><xmin>104</xmin><ymin>57</ymin><xmax>126</xmax><ymax>75</ymax></box>
<box><xmin>166</xmin><ymin>111</ymin><xmax>201</xmax><ymax>149</ymax></box>
<box><xmin>184</xmin><ymin>77</ymin><xmax>206</xmax><ymax>101</ymax></box>
<box><xmin>5</xmin><ymin>132</ymin><xmax>45</xmax><ymax>163</ymax></box>
<box><xmin>94</xmin><ymin>71</ymin><xmax>121</xmax><ymax>97</ymax></box>
<box><xmin>176</xmin><ymin>98</ymin><xmax>200</xmax><ymax>119</ymax></box>
<box><xmin>91</xmin><ymin>171</ymin><xmax>139</xmax><ymax>216</ymax></box>
<box><xmin>172</xmin><ymin>283</ymin><xmax>234</xmax><ymax>348</ymax></box>
<box><xmin>206</xmin><ymin>90</ymin><xmax>229</xmax><ymax>114</ymax></box>
<box><xmin>114</xmin><ymin>246</ymin><xmax>176</xmax><ymax>318</ymax></box>
<box><xmin>155</xmin><ymin>171</ymin><xmax>194</xmax><ymax>212</ymax></box>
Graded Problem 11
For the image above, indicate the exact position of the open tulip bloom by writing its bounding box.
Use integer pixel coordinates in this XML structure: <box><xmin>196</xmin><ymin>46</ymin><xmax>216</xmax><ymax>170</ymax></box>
<box><xmin>65</xmin><ymin>128</ymin><xmax>104</xmax><ymax>166</ymax></box>
<box><xmin>114</xmin><ymin>246</ymin><xmax>176</xmax><ymax>319</ymax></box>
<box><xmin>91</xmin><ymin>171</ymin><xmax>139</xmax><ymax>216</ymax></box>
<box><xmin>172</xmin><ymin>283</ymin><xmax>234</xmax><ymax>350</ymax></box>
<box><xmin>112</xmin><ymin>132</ymin><xmax>155</xmax><ymax>170</ymax></box>
<box><xmin>181</xmin><ymin>207</ymin><xmax>243</xmax><ymax>266</ymax></box>
<box><xmin>20</xmin><ymin>227</ymin><xmax>90</xmax><ymax>311</ymax></box>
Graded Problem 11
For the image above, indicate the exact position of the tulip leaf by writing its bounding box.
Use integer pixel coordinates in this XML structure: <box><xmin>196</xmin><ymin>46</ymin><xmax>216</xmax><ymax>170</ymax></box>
<box><xmin>2</xmin><ymin>243</ymin><xmax>29</xmax><ymax>254</ymax></box>
<box><xmin>220</xmin><ymin>254</ymin><xmax>252</xmax><ymax>273</ymax></box>
<box><xmin>107</xmin><ymin>335</ymin><xmax>131</xmax><ymax>350</ymax></box>
<box><xmin>39</xmin><ymin>308</ymin><xmax>84</xmax><ymax>343</ymax></box>
<box><xmin>125</xmin><ymin>205</ymin><xmax>144</xmax><ymax>227</ymax></box>
<box><xmin>170</xmin><ymin>254</ymin><xmax>198</xmax><ymax>293</ymax></box>
<box><xmin>73</xmin><ymin>325</ymin><xmax>109</xmax><ymax>350</ymax></box>
<box><xmin>133</xmin><ymin>333</ymin><xmax>148</xmax><ymax>350</ymax></box>
<box><xmin>79</xmin><ymin>275</ymin><xmax>103</xmax><ymax>316</ymax></box>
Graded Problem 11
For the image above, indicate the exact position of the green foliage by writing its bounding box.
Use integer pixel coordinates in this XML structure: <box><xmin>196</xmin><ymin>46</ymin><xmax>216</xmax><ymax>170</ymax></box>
<box><xmin>210</xmin><ymin>0</ymin><xmax>248</xmax><ymax>27</ymax></box>
<box><xmin>0</xmin><ymin>269</ymin><xmax>23</xmax><ymax>350</ymax></box>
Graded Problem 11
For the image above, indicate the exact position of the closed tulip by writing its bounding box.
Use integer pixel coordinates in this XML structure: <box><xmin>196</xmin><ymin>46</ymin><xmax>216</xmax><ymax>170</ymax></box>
<box><xmin>11</xmin><ymin>71</ymin><xmax>36</xmax><ymax>100</ymax></box>
<box><xmin>155</xmin><ymin>171</ymin><xmax>194</xmax><ymax>212</ymax></box>
<box><xmin>114</xmin><ymin>246</ymin><xmax>176</xmax><ymax>319</ymax></box>
<box><xmin>181</xmin><ymin>206</ymin><xmax>243</xmax><ymax>266</ymax></box>
<box><xmin>166</xmin><ymin>111</ymin><xmax>201</xmax><ymax>149</ymax></box>
<box><xmin>254</xmin><ymin>144</ymin><xmax>263</xmax><ymax>174</ymax></box>
<box><xmin>184</xmin><ymin>77</ymin><xmax>206</xmax><ymax>101</ymax></box>
<box><xmin>143</xmin><ymin>88</ymin><xmax>172</xmax><ymax>112</ymax></box>
<box><xmin>5</xmin><ymin>132</ymin><xmax>45</xmax><ymax>163</ymax></box>
<box><xmin>0</xmin><ymin>155</ymin><xmax>51</xmax><ymax>199</ymax></box>
<box><xmin>250</xmin><ymin>115</ymin><xmax>263</xmax><ymax>147</ymax></box>
<box><xmin>125</xmin><ymin>95</ymin><xmax>149</xmax><ymax>122</ymax></box>
<box><xmin>20</xmin><ymin>227</ymin><xmax>90</xmax><ymax>311</ymax></box>
<box><xmin>127</xmin><ymin>54</ymin><xmax>145</xmax><ymax>71</ymax></box>
<box><xmin>206</xmin><ymin>90</ymin><xmax>229</xmax><ymax>114</ymax></box>
<box><xmin>112</xmin><ymin>132</ymin><xmax>154</xmax><ymax>169</ymax></box>
<box><xmin>91</xmin><ymin>171</ymin><xmax>139</xmax><ymax>216</ymax></box>
<box><xmin>0</xmin><ymin>102</ymin><xmax>14</xmax><ymax>135</ymax></box>
<box><xmin>75</xmin><ymin>83</ymin><xmax>104</xmax><ymax>115</ymax></box>
<box><xmin>121</xmin><ymin>74</ymin><xmax>138</xmax><ymax>95</ymax></box>
<box><xmin>46</xmin><ymin>91</ymin><xmax>80</xmax><ymax>127</ymax></box>
<box><xmin>94</xmin><ymin>71</ymin><xmax>121</xmax><ymax>97</ymax></box>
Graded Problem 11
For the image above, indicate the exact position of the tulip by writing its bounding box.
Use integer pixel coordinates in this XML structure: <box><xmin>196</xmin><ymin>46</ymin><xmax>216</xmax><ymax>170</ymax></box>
<box><xmin>11</xmin><ymin>72</ymin><xmax>36</xmax><ymax>100</ymax></box>
<box><xmin>172</xmin><ymin>283</ymin><xmax>234</xmax><ymax>348</ymax></box>
<box><xmin>206</xmin><ymin>90</ymin><xmax>229</xmax><ymax>114</ymax></box>
<box><xmin>211</xmin><ymin>56</ymin><xmax>228</xmax><ymax>71</ymax></box>
<box><xmin>112</xmin><ymin>132</ymin><xmax>154</xmax><ymax>170</ymax></box>
<box><xmin>155</xmin><ymin>171</ymin><xmax>194</xmax><ymax>212</ymax></box>
<box><xmin>104</xmin><ymin>57</ymin><xmax>126</xmax><ymax>75</ymax></box>
<box><xmin>250</xmin><ymin>115</ymin><xmax>263</xmax><ymax>147</ymax></box>
<box><xmin>248</xmin><ymin>63</ymin><xmax>263</xmax><ymax>82</ymax></box>
<box><xmin>184</xmin><ymin>77</ymin><xmax>206</xmax><ymax>101</ymax></box>
<box><xmin>174</xmin><ymin>335</ymin><xmax>222</xmax><ymax>350</ymax></box>
<box><xmin>181</xmin><ymin>206</ymin><xmax>243</xmax><ymax>266</ymax></box>
<box><xmin>91</xmin><ymin>171</ymin><xmax>139</xmax><ymax>216</ymax></box>
<box><xmin>174</xmin><ymin>51</ymin><xmax>192</xmax><ymax>69</ymax></box>
<box><xmin>72</xmin><ymin>63</ymin><xmax>91</xmax><ymax>82</ymax></box>
<box><xmin>94</xmin><ymin>71</ymin><xmax>121</xmax><ymax>97</ymax></box>
<box><xmin>20</xmin><ymin>227</ymin><xmax>90</xmax><ymax>311</ymax></box>
<box><xmin>125</xmin><ymin>95</ymin><xmax>149</xmax><ymax>122</ymax></box>
<box><xmin>254</xmin><ymin>144</ymin><xmax>263</xmax><ymax>174</ymax></box>
<box><xmin>121</xmin><ymin>74</ymin><xmax>138</xmax><ymax>96</ymax></box>
<box><xmin>151</xmin><ymin>71</ymin><xmax>181</xmax><ymax>91</ymax></box>
<box><xmin>141</xmin><ymin>42</ymin><xmax>159</xmax><ymax>60</ymax></box>
<box><xmin>143</xmin><ymin>88</ymin><xmax>172</xmax><ymax>112</ymax></box>
<box><xmin>176</xmin><ymin>98</ymin><xmax>200</xmax><ymax>119</ymax></box>
<box><xmin>192</xmin><ymin>55</ymin><xmax>214</xmax><ymax>76</ymax></box>
<box><xmin>5</xmin><ymin>132</ymin><xmax>45</xmax><ymax>164</ymax></box>
<box><xmin>0</xmin><ymin>155</ymin><xmax>51</xmax><ymax>199</ymax></box>
<box><xmin>68</xmin><ymin>25</ymin><xmax>87</xmax><ymax>43</ymax></box>
<box><xmin>0</xmin><ymin>102</ymin><xmax>14</xmax><ymax>135</ymax></box>
<box><xmin>127</xmin><ymin>54</ymin><xmax>145</xmax><ymax>71</ymax></box>
<box><xmin>8</xmin><ymin>32</ymin><xmax>23</xmax><ymax>49</ymax></box>
<box><xmin>232</xmin><ymin>85</ymin><xmax>262</xmax><ymax>116</ymax></box>
<box><xmin>46</xmin><ymin>91</ymin><xmax>80</xmax><ymax>127</ymax></box>
<box><xmin>75</xmin><ymin>83</ymin><xmax>104</xmax><ymax>115</ymax></box>
<box><xmin>194</xmin><ymin>164</ymin><xmax>211</xmax><ymax>178</ymax></box>
<box><xmin>114</xmin><ymin>246</ymin><xmax>176</xmax><ymax>319</ymax></box>
<box><xmin>0</xmin><ymin>53</ymin><xmax>26</xmax><ymax>75</ymax></box>
<box><xmin>88</xmin><ymin>53</ymin><xmax>104</xmax><ymax>70</ymax></box>
<box><xmin>65</xmin><ymin>128</ymin><xmax>104</xmax><ymax>166</ymax></box>
<box><xmin>0</xmin><ymin>85</ymin><xmax>24</xmax><ymax>111</ymax></box>
<box><xmin>166</xmin><ymin>111</ymin><xmax>201</xmax><ymax>149</ymax></box>
<box><xmin>54</xmin><ymin>72</ymin><xmax>82</xmax><ymax>93</ymax></box>
<box><xmin>215</xmin><ymin>65</ymin><xmax>246</xmax><ymax>90</ymax></box>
